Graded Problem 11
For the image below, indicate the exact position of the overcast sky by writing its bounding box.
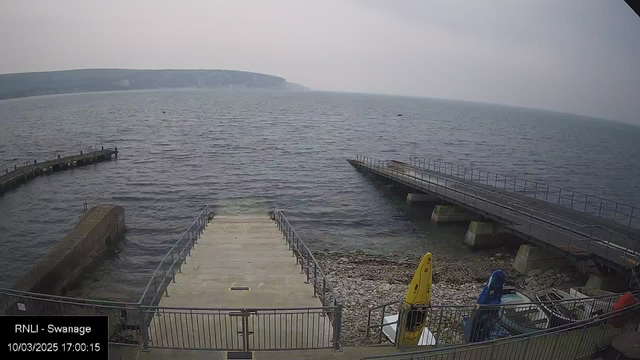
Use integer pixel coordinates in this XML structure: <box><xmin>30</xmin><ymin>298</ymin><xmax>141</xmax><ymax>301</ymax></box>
<box><xmin>1</xmin><ymin>0</ymin><xmax>639</xmax><ymax>124</ymax></box>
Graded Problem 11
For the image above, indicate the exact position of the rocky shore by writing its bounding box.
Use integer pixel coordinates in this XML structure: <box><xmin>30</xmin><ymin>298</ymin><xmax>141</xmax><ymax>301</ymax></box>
<box><xmin>315</xmin><ymin>248</ymin><xmax>588</xmax><ymax>346</ymax></box>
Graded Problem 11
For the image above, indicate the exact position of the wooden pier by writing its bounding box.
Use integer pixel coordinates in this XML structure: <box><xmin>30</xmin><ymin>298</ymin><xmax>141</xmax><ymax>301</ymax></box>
<box><xmin>0</xmin><ymin>147</ymin><xmax>118</xmax><ymax>195</ymax></box>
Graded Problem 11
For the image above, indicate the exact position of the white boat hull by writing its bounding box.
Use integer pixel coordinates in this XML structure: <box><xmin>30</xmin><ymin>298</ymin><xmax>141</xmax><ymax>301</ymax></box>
<box><xmin>382</xmin><ymin>314</ymin><xmax>437</xmax><ymax>346</ymax></box>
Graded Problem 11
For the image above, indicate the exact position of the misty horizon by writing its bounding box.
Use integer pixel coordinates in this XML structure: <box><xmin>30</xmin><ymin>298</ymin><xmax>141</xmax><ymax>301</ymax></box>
<box><xmin>1</xmin><ymin>0</ymin><xmax>639</xmax><ymax>124</ymax></box>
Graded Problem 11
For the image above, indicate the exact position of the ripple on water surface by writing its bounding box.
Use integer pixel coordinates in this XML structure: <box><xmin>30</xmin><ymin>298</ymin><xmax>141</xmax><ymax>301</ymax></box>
<box><xmin>0</xmin><ymin>89</ymin><xmax>638</xmax><ymax>301</ymax></box>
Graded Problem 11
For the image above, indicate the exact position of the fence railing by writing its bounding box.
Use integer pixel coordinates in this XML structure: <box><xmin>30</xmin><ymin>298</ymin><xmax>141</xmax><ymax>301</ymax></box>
<box><xmin>143</xmin><ymin>305</ymin><xmax>340</xmax><ymax>351</ymax></box>
<box><xmin>363</xmin><ymin>302</ymin><xmax>640</xmax><ymax>360</ymax></box>
<box><xmin>271</xmin><ymin>204</ymin><xmax>343</xmax><ymax>350</ymax></box>
<box><xmin>354</xmin><ymin>155</ymin><xmax>640</xmax><ymax>270</ymax></box>
<box><xmin>0</xmin><ymin>288</ymin><xmax>143</xmax><ymax>345</ymax></box>
<box><xmin>366</xmin><ymin>290</ymin><xmax>638</xmax><ymax>349</ymax></box>
<box><xmin>271</xmin><ymin>204</ymin><xmax>340</xmax><ymax>308</ymax></box>
<box><xmin>2</xmin><ymin>203</ymin><xmax>343</xmax><ymax>352</ymax></box>
<box><xmin>138</xmin><ymin>204</ymin><xmax>214</xmax><ymax>307</ymax></box>
<box><xmin>0</xmin><ymin>288</ymin><xmax>343</xmax><ymax>351</ymax></box>
<box><xmin>406</xmin><ymin>155</ymin><xmax>640</xmax><ymax>230</ymax></box>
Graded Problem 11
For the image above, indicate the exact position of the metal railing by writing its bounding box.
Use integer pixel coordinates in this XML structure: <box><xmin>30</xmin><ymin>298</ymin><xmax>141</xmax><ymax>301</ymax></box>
<box><xmin>143</xmin><ymin>305</ymin><xmax>340</xmax><ymax>351</ymax></box>
<box><xmin>138</xmin><ymin>204</ymin><xmax>214</xmax><ymax>307</ymax></box>
<box><xmin>363</xmin><ymin>302</ymin><xmax>640</xmax><ymax>360</ymax></box>
<box><xmin>271</xmin><ymin>204</ymin><xmax>340</xmax><ymax>308</ymax></box>
<box><xmin>0</xmin><ymin>289</ymin><xmax>343</xmax><ymax>351</ymax></box>
<box><xmin>354</xmin><ymin>155</ymin><xmax>640</xmax><ymax>270</ymax></box>
<box><xmin>2</xmin><ymin>203</ymin><xmax>343</xmax><ymax>352</ymax></box>
<box><xmin>1</xmin><ymin>205</ymin><xmax>217</xmax><ymax>348</ymax></box>
<box><xmin>0</xmin><ymin>288</ymin><xmax>143</xmax><ymax>345</ymax></box>
<box><xmin>366</xmin><ymin>290</ymin><xmax>638</xmax><ymax>349</ymax></box>
<box><xmin>407</xmin><ymin>155</ymin><xmax>640</xmax><ymax>230</ymax></box>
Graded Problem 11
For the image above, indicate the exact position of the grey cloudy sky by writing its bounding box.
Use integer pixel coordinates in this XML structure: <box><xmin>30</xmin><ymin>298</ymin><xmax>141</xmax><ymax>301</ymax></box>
<box><xmin>1</xmin><ymin>0</ymin><xmax>639</xmax><ymax>124</ymax></box>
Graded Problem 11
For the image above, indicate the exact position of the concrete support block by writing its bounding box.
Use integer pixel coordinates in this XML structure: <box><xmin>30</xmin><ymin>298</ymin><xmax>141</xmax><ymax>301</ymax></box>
<box><xmin>12</xmin><ymin>205</ymin><xmax>126</xmax><ymax>295</ymax></box>
<box><xmin>513</xmin><ymin>244</ymin><xmax>570</xmax><ymax>275</ymax></box>
<box><xmin>464</xmin><ymin>221</ymin><xmax>505</xmax><ymax>249</ymax></box>
<box><xmin>584</xmin><ymin>274</ymin><xmax>624</xmax><ymax>292</ymax></box>
<box><xmin>431</xmin><ymin>205</ymin><xmax>480</xmax><ymax>223</ymax></box>
<box><xmin>406</xmin><ymin>193</ymin><xmax>439</xmax><ymax>203</ymax></box>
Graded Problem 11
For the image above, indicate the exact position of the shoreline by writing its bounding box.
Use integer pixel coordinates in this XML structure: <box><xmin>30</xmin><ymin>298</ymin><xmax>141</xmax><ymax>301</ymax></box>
<box><xmin>315</xmin><ymin>247</ymin><xmax>588</xmax><ymax>346</ymax></box>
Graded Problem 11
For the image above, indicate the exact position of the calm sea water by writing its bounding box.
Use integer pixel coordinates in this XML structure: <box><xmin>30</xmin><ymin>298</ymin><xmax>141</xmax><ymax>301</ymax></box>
<box><xmin>0</xmin><ymin>89</ymin><xmax>638</xmax><ymax>300</ymax></box>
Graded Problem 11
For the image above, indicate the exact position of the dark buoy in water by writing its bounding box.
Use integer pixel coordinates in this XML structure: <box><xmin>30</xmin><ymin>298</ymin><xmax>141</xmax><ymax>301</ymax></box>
<box><xmin>163</xmin><ymin>111</ymin><xmax>166</xmax><ymax>113</ymax></box>
<box><xmin>397</xmin><ymin>113</ymin><xmax>403</xmax><ymax>117</ymax></box>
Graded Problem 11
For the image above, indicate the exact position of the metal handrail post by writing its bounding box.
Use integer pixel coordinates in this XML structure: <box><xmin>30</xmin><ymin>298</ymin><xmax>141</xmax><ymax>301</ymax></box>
<box><xmin>598</xmin><ymin>198</ymin><xmax>603</xmax><ymax>217</ymax></box>
<box><xmin>323</xmin><ymin>278</ymin><xmax>326</xmax><ymax>305</ymax></box>
<box><xmin>306</xmin><ymin>248</ymin><xmax>311</xmax><ymax>283</ymax></box>
<box><xmin>558</xmin><ymin>188</ymin><xmax>562</xmax><ymax>204</ymax></box>
<box><xmin>397</xmin><ymin>308</ymin><xmax>406</xmax><ymax>350</ymax></box>
<box><xmin>139</xmin><ymin>304</ymin><xmax>150</xmax><ymax>351</ymax></box>
<box><xmin>546</xmin><ymin>185</ymin><xmax>550</xmax><ymax>202</ymax></box>
<box><xmin>584</xmin><ymin>195</ymin><xmax>589</xmax><ymax>212</ymax></box>
<box><xmin>571</xmin><ymin>192</ymin><xmax>575</xmax><ymax>209</ymax></box>
<box><xmin>313</xmin><ymin>263</ymin><xmax>318</xmax><ymax>298</ymax></box>
<box><xmin>333</xmin><ymin>305</ymin><xmax>342</xmax><ymax>351</ymax></box>
<box><xmin>242</xmin><ymin>309</ymin><xmax>250</xmax><ymax>352</ymax></box>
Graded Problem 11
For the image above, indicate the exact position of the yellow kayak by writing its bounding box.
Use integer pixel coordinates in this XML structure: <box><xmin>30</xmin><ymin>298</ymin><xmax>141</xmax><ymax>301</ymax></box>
<box><xmin>399</xmin><ymin>252</ymin><xmax>432</xmax><ymax>346</ymax></box>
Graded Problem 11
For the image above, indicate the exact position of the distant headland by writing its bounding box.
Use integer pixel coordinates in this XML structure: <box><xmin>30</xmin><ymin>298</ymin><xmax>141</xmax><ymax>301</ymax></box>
<box><xmin>0</xmin><ymin>68</ymin><xmax>308</xmax><ymax>100</ymax></box>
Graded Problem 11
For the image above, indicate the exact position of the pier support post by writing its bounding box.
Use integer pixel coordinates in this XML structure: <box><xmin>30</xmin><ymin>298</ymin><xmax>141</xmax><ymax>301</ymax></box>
<box><xmin>512</xmin><ymin>244</ymin><xmax>570</xmax><ymax>275</ymax></box>
<box><xmin>431</xmin><ymin>205</ymin><xmax>481</xmax><ymax>223</ymax></box>
<box><xmin>584</xmin><ymin>274</ymin><xmax>624</xmax><ymax>292</ymax></box>
<box><xmin>464</xmin><ymin>221</ymin><xmax>506</xmax><ymax>249</ymax></box>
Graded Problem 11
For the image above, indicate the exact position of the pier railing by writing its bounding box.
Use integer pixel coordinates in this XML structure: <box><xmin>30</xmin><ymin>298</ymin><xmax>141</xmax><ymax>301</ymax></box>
<box><xmin>366</xmin><ymin>290</ymin><xmax>638</xmax><ymax>349</ymax></box>
<box><xmin>363</xmin><ymin>301</ymin><xmax>640</xmax><ymax>360</ymax></box>
<box><xmin>141</xmin><ymin>305</ymin><xmax>340</xmax><ymax>351</ymax></box>
<box><xmin>138</xmin><ymin>204</ymin><xmax>215</xmax><ymax>307</ymax></box>
<box><xmin>354</xmin><ymin>155</ymin><xmax>640</xmax><ymax>270</ymax></box>
<box><xmin>271</xmin><ymin>204</ymin><xmax>340</xmax><ymax>309</ymax></box>
<box><xmin>0</xmin><ymin>287</ymin><xmax>142</xmax><ymax>345</ymax></box>
<box><xmin>0</xmin><ymin>146</ymin><xmax>118</xmax><ymax>195</ymax></box>
<box><xmin>0</xmin><ymin>287</ymin><xmax>343</xmax><ymax>351</ymax></box>
<box><xmin>407</xmin><ymin>155</ymin><xmax>640</xmax><ymax>230</ymax></box>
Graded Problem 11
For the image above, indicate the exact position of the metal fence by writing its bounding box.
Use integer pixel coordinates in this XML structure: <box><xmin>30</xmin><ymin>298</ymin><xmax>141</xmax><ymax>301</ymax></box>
<box><xmin>354</xmin><ymin>155</ymin><xmax>640</xmax><ymax>270</ymax></box>
<box><xmin>363</xmin><ymin>302</ymin><xmax>640</xmax><ymax>360</ymax></box>
<box><xmin>407</xmin><ymin>155</ymin><xmax>640</xmax><ymax>230</ymax></box>
<box><xmin>143</xmin><ymin>305</ymin><xmax>340</xmax><ymax>351</ymax></box>
<box><xmin>367</xmin><ymin>290</ymin><xmax>639</xmax><ymax>349</ymax></box>
<box><xmin>0</xmin><ymin>288</ymin><xmax>143</xmax><ymax>345</ymax></box>
<box><xmin>0</xmin><ymin>289</ymin><xmax>341</xmax><ymax>351</ymax></box>
<box><xmin>271</xmin><ymin>204</ymin><xmax>340</xmax><ymax>308</ymax></box>
<box><xmin>1</xmin><ymin>203</ymin><xmax>343</xmax><ymax>352</ymax></box>
<box><xmin>138</xmin><ymin>204</ymin><xmax>214</xmax><ymax>307</ymax></box>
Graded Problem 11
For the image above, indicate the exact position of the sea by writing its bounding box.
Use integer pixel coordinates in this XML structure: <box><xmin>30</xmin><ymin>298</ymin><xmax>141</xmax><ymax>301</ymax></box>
<box><xmin>0</xmin><ymin>89</ymin><xmax>638</xmax><ymax>301</ymax></box>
